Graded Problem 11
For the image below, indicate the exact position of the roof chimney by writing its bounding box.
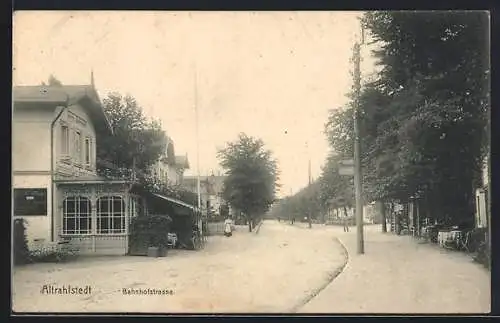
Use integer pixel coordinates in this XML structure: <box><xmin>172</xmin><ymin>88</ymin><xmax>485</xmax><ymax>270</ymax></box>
<box><xmin>90</xmin><ymin>69</ymin><xmax>95</xmax><ymax>88</ymax></box>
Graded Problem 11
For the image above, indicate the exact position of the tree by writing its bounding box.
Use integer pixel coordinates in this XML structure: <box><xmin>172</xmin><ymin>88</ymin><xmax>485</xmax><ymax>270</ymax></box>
<box><xmin>323</xmin><ymin>11</ymin><xmax>489</xmax><ymax>226</ymax></box>
<box><xmin>217</xmin><ymin>133</ymin><xmax>279</xmax><ymax>232</ymax></box>
<box><xmin>96</xmin><ymin>92</ymin><xmax>167</xmax><ymax>180</ymax></box>
<box><xmin>318</xmin><ymin>153</ymin><xmax>355</xmax><ymax>211</ymax></box>
<box><xmin>363</xmin><ymin>11</ymin><xmax>489</xmax><ymax>225</ymax></box>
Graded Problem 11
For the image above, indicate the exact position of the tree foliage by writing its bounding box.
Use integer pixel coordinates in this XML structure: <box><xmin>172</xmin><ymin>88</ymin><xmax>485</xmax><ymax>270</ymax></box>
<box><xmin>324</xmin><ymin>11</ymin><xmax>489</xmax><ymax>225</ymax></box>
<box><xmin>96</xmin><ymin>92</ymin><xmax>167</xmax><ymax>179</ymax></box>
<box><xmin>269</xmin><ymin>153</ymin><xmax>355</xmax><ymax>223</ymax></box>
<box><xmin>217</xmin><ymin>133</ymin><xmax>279</xmax><ymax>229</ymax></box>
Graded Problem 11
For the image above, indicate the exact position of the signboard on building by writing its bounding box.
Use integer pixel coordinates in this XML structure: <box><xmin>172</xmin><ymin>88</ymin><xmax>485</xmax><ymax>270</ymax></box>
<box><xmin>338</xmin><ymin>159</ymin><xmax>355</xmax><ymax>176</ymax></box>
<box><xmin>13</xmin><ymin>188</ymin><xmax>48</xmax><ymax>216</ymax></box>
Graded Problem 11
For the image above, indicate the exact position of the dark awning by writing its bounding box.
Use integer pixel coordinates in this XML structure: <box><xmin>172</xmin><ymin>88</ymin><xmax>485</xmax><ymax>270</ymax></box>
<box><xmin>151</xmin><ymin>193</ymin><xmax>198</xmax><ymax>212</ymax></box>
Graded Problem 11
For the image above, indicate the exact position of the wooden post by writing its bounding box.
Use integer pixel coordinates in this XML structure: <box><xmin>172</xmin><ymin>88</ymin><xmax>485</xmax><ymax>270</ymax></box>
<box><xmin>416</xmin><ymin>198</ymin><xmax>420</xmax><ymax>237</ymax></box>
<box><xmin>380</xmin><ymin>201</ymin><xmax>387</xmax><ymax>233</ymax></box>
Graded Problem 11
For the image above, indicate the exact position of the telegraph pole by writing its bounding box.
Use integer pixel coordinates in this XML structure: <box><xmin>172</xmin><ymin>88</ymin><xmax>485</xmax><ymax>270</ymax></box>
<box><xmin>353</xmin><ymin>26</ymin><xmax>365</xmax><ymax>254</ymax></box>
<box><xmin>308</xmin><ymin>158</ymin><xmax>312</xmax><ymax>229</ymax></box>
<box><xmin>194</xmin><ymin>63</ymin><xmax>203</xmax><ymax>240</ymax></box>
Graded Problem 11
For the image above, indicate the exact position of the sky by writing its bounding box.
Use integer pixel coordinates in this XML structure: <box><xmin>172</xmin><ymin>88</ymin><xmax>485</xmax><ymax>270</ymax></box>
<box><xmin>13</xmin><ymin>11</ymin><xmax>376</xmax><ymax>198</ymax></box>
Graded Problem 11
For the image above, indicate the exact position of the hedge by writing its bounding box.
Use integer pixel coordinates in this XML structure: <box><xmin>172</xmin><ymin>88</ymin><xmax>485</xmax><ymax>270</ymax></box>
<box><xmin>129</xmin><ymin>214</ymin><xmax>172</xmax><ymax>256</ymax></box>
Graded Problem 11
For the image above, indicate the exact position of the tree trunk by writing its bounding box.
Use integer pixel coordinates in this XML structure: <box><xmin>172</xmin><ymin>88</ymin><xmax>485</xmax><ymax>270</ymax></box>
<box><xmin>380</xmin><ymin>201</ymin><xmax>387</xmax><ymax>233</ymax></box>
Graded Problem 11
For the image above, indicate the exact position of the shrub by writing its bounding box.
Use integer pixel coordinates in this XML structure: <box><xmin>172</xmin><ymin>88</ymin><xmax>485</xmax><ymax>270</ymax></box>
<box><xmin>469</xmin><ymin>228</ymin><xmax>487</xmax><ymax>252</ymax></box>
<box><xmin>129</xmin><ymin>214</ymin><xmax>172</xmax><ymax>255</ymax></box>
<box><xmin>13</xmin><ymin>219</ymin><xmax>30</xmax><ymax>265</ymax></box>
<box><xmin>29</xmin><ymin>242</ymin><xmax>79</xmax><ymax>263</ymax></box>
<box><xmin>473</xmin><ymin>241</ymin><xmax>490</xmax><ymax>269</ymax></box>
<box><xmin>469</xmin><ymin>228</ymin><xmax>490</xmax><ymax>269</ymax></box>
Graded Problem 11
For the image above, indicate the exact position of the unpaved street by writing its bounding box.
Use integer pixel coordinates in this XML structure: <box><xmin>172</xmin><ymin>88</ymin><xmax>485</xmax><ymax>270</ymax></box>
<box><xmin>12</xmin><ymin>221</ymin><xmax>346</xmax><ymax>313</ymax></box>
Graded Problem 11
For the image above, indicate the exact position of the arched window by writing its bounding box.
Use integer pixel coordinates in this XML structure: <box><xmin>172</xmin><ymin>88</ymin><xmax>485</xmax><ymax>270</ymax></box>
<box><xmin>63</xmin><ymin>196</ymin><xmax>91</xmax><ymax>234</ymax></box>
<box><xmin>97</xmin><ymin>196</ymin><xmax>125</xmax><ymax>234</ymax></box>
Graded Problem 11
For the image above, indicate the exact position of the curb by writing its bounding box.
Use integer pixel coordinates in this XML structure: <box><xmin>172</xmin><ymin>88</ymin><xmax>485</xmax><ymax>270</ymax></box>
<box><xmin>290</xmin><ymin>236</ymin><xmax>350</xmax><ymax>313</ymax></box>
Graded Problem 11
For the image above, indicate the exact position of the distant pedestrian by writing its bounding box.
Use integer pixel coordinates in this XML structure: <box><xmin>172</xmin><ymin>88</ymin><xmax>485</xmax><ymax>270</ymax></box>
<box><xmin>278</xmin><ymin>216</ymin><xmax>281</xmax><ymax>222</ymax></box>
<box><xmin>343</xmin><ymin>216</ymin><xmax>350</xmax><ymax>232</ymax></box>
<box><xmin>224</xmin><ymin>217</ymin><xmax>233</xmax><ymax>237</ymax></box>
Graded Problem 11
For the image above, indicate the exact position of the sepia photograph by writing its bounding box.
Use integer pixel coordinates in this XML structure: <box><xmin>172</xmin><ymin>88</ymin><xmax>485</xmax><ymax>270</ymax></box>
<box><xmin>12</xmin><ymin>10</ymin><xmax>490</xmax><ymax>314</ymax></box>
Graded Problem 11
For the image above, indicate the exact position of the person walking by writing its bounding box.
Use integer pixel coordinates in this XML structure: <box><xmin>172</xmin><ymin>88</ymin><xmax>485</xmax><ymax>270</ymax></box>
<box><xmin>343</xmin><ymin>214</ymin><xmax>350</xmax><ymax>232</ymax></box>
<box><xmin>224</xmin><ymin>217</ymin><xmax>233</xmax><ymax>237</ymax></box>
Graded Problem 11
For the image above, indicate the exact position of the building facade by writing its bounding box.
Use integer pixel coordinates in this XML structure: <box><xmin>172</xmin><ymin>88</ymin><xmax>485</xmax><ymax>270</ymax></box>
<box><xmin>149</xmin><ymin>136</ymin><xmax>189</xmax><ymax>187</ymax></box>
<box><xmin>182</xmin><ymin>175</ymin><xmax>227</xmax><ymax>217</ymax></box>
<box><xmin>13</xmin><ymin>83</ymin><xmax>143</xmax><ymax>255</ymax></box>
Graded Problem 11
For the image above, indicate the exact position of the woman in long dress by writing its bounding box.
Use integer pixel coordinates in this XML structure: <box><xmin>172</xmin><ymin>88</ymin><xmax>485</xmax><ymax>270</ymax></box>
<box><xmin>224</xmin><ymin>217</ymin><xmax>233</xmax><ymax>237</ymax></box>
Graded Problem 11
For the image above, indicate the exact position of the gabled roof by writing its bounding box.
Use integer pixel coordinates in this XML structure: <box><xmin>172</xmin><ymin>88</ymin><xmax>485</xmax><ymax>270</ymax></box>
<box><xmin>13</xmin><ymin>85</ymin><xmax>113</xmax><ymax>135</ymax></box>
<box><xmin>13</xmin><ymin>86</ymin><xmax>68</xmax><ymax>103</ymax></box>
<box><xmin>175</xmin><ymin>155</ymin><xmax>190</xmax><ymax>169</ymax></box>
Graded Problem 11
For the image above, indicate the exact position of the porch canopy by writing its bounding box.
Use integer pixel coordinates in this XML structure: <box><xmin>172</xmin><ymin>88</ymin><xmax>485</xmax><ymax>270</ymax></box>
<box><xmin>141</xmin><ymin>191</ymin><xmax>203</xmax><ymax>246</ymax></box>
<box><xmin>151</xmin><ymin>193</ymin><xmax>199</xmax><ymax>214</ymax></box>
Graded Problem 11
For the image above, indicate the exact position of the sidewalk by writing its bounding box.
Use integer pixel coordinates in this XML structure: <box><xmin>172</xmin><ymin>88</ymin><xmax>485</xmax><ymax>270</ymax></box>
<box><xmin>298</xmin><ymin>225</ymin><xmax>490</xmax><ymax>314</ymax></box>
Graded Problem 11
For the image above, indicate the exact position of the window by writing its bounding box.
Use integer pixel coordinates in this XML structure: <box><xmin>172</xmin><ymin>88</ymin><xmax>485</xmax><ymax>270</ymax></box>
<box><xmin>73</xmin><ymin>130</ymin><xmax>82</xmax><ymax>163</ymax></box>
<box><xmin>61</xmin><ymin>125</ymin><xmax>69</xmax><ymax>156</ymax></box>
<box><xmin>14</xmin><ymin>188</ymin><xmax>48</xmax><ymax>216</ymax></box>
<box><xmin>84</xmin><ymin>138</ymin><xmax>91</xmax><ymax>166</ymax></box>
<box><xmin>128</xmin><ymin>197</ymin><xmax>138</xmax><ymax>224</ymax></box>
<box><xmin>63</xmin><ymin>197</ymin><xmax>91</xmax><ymax>234</ymax></box>
<box><xmin>97</xmin><ymin>196</ymin><xmax>125</xmax><ymax>234</ymax></box>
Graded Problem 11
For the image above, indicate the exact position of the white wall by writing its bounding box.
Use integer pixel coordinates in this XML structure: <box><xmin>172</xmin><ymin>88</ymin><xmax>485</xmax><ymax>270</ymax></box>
<box><xmin>13</xmin><ymin>174</ymin><xmax>52</xmax><ymax>247</ymax></box>
<box><xmin>13</xmin><ymin>106</ymin><xmax>55</xmax><ymax>246</ymax></box>
<box><xmin>13</xmin><ymin>102</ymin><xmax>101</xmax><ymax>248</ymax></box>
<box><xmin>12</xmin><ymin>107</ymin><xmax>54</xmax><ymax>172</ymax></box>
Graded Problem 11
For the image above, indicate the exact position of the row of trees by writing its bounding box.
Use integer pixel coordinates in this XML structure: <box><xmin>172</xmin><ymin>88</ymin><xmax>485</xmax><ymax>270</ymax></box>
<box><xmin>271</xmin><ymin>11</ymin><xmax>490</xmax><ymax>227</ymax></box>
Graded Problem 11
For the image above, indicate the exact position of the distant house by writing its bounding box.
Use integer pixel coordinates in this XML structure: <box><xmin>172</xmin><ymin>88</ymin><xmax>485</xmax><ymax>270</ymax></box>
<box><xmin>149</xmin><ymin>136</ymin><xmax>189</xmax><ymax>187</ymax></box>
<box><xmin>173</xmin><ymin>155</ymin><xmax>190</xmax><ymax>186</ymax></box>
<box><xmin>182</xmin><ymin>174</ymin><xmax>227</xmax><ymax>217</ymax></box>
